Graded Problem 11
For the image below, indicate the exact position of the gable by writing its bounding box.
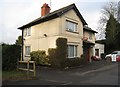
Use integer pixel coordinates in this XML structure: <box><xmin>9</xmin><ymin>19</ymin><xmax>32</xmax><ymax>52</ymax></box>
<box><xmin>18</xmin><ymin>3</ymin><xmax>87</xmax><ymax>30</ymax></box>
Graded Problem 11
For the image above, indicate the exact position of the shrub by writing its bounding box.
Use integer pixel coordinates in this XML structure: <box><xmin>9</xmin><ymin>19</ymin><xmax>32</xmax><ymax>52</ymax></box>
<box><xmin>48</xmin><ymin>48</ymin><xmax>56</xmax><ymax>67</ymax></box>
<box><xmin>48</xmin><ymin>38</ymin><xmax>67</xmax><ymax>68</ymax></box>
<box><xmin>65</xmin><ymin>55</ymin><xmax>87</xmax><ymax>67</ymax></box>
<box><xmin>30</xmin><ymin>50</ymin><xmax>49</xmax><ymax>65</ymax></box>
<box><xmin>2</xmin><ymin>44</ymin><xmax>21</xmax><ymax>70</ymax></box>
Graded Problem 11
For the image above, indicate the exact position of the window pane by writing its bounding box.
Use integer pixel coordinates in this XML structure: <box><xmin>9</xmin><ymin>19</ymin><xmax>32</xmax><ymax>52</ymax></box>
<box><xmin>28</xmin><ymin>28</ymin><xmax>31</xmax><ymax>36</ymax></box>
<box><xmin>25</xmin><ymin>46</ymin><xmax>30</xmax><ymax>56</ymax></box>
<box><xmin>70</xmin><ymin>45</ymin><xmax>74</xmax><ymax>57</ymax></box>
<box><xmin>66</xmin><ymin>21</ymin><xmax>77</xmax><ymax>32</ymax></box>
<box><xmin>74</xmin><ymin>46</ymin><xmax>77</xmax><ymax>56</ymax></box>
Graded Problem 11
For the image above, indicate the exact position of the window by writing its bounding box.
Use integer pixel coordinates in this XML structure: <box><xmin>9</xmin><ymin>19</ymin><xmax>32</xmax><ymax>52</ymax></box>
<box><xmin>25</xmin><ymin>46</ymin><xmax>31</xmax><ymax>56</ymax></box>
<box><xmin>24</xmin><ymin>27</ymin><xmax>31</xmax><ymax>37</ymax></box>
<box><xmin>66</xmin><ymin>20</ymin><xmax>77</xmax><ymax>32</ymax></box>
<box><xmin>89</xmin><ymin>33</ymin><xmax>92</xmax><ymax>40</ymax></box>
<box><xmin>68</xmin><ymin>45</ymin><xmax>77</xmax><ymax>58</ymax></box>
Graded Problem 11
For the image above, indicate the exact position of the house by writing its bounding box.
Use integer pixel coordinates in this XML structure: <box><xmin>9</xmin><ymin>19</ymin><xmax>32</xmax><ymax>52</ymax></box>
<box><xmin>83</xmin><ymin>26</ymin><xmax>97</xmax><ymax>62</ymax></box>
<box><xmin>95</xmin><ymin>40</ymin><xmax>105</xmax><ymax>59</ymax></box>
<box><xmin>18</xmin><ymin>3</ymin><xmax>97</xmax><ymax>62</ymax></box>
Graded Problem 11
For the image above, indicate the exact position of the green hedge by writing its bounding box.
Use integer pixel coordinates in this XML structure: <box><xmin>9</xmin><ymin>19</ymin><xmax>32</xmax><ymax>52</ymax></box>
<box><xmin>2</xmin><ymin>44</ymin><xmax>21</xmax><ymax>70</ymax></box>
<box><xmin>48</xmin><ymin>38</ymin><xmax>67</xmax><ymax>68</ymax></box>
<box><xmin>48</xmin><ymin>38</ymin><xmax>87</xmax><ymax>68</ymax></box>
<box><xmin>30</xmin><ymin>50</ymin><xmax>49</xmax><ymax>65</ymax></box>
<box><xmin>65</xmin><ymin>55</ymin><xmax>87</xmax><ymax>67</ymax></box>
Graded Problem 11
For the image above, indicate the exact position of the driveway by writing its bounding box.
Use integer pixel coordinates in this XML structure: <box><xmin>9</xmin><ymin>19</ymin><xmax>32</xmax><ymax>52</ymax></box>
<box><xmin>2</xmin><ymin>60</ymin><xmax>119</xmax><ymax>85</ymax></box>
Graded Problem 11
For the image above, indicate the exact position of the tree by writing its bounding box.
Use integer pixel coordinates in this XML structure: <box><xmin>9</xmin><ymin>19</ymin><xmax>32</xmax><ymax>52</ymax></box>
<box><xmin>15</xmin><ymin>36</ymin><xmax>22</xmax><ymax>45</ymax></box>
<box><xmin>96</xmin><ymin>1</ymin><xmax>118</xmax><ymax>40</ymax></box>
<box><xmin>115</xmin><ymin>22</ymin><xmax>120</xmax><ymax>50</ymax></box>
<box><xmin>105</xmin><ymin>14</ymin><xmax>120</xmax><ymax>53</ymax></box>
<box><xmin>118</xmin><ymin>1</ymin><xmax>120</xmax><ymax>22</ymax></box>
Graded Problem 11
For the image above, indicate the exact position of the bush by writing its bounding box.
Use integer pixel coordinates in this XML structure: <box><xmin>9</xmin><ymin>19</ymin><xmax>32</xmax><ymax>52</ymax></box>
<box><xmin>48</xmin><ymin>38</ymin><xmax>67</xmax><ymax>68</ymax></box>
<box><xmin>2</xmin><ymin>44</ymin><xmax>21</xmax><ymax>70</ymax></box>
<box><xmin>48</xmin><ymin>48</ymin><xmax>56</xmax><ymax>67</ymax></box>
<box><xmin>65</xmin><ymin>55</ymin><xmax>87</xmax><ymax>67</ymax></box>
<box><xmin>30</xmin><ymin>50</ymin><xmax>49</xmax><ymax>65</ymax></box>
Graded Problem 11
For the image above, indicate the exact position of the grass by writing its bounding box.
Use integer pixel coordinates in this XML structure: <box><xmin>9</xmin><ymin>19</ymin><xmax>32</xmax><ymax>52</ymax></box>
<box><xmin>2</xmin><ymin>70</ymin><xmax>35</xmax><ymax>82</ymax></box>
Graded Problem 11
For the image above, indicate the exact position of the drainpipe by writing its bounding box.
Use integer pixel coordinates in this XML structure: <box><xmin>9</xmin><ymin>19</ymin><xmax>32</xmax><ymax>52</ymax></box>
<box><xmin>21</xmin><ymin>29</ymin><xmax>24</xmax><ymax>61</ymax></box>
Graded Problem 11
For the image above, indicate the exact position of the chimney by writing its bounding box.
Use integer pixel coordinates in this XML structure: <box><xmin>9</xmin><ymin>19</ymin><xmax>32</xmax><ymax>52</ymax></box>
<box><xmin>41</xmin><ymin>3</ymin><xmax>50</xmax><ymax>17</ymax></box>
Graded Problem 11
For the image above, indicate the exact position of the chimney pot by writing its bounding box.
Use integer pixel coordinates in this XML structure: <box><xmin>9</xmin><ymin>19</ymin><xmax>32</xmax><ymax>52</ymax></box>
<box><xmin>41</xmin><ymin>3</ymin><xmax>50</xmax><ymax>16</ymax></box>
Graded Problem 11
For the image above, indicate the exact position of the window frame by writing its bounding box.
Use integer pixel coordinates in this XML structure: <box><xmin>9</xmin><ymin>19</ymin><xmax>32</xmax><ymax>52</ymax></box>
<box><xmin>24</xmin><ymin>27</ymin><xmax>31</xmax><ymax>37</ymax></box>
<box><xmin>67</xmin><ymin>45</ymin><xmax>78</xmax><ymax>58</ymax></box>
<box><xmin>25</xmin><ymin>46</ymin><xmax>31</xmax><ymax>56</ymax></box>
<box><xmin>66</xmin><ymin>20</ymin><xmax>78</xmax><ymax>33</ymax></box>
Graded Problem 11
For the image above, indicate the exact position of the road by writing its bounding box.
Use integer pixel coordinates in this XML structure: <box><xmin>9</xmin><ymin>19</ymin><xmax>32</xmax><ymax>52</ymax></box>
<box><xmin>2</xmin><ymin>60</ymin><xmax>119</xmax><ymax>85</ymax></box>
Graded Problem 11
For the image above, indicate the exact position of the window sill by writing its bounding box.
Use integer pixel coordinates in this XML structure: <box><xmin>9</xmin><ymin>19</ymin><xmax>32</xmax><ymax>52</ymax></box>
<box><xmin>25</xmin><ymin>55</ymin><xmax>30</xmax><ymax>57</ymax></box>
<box><xmin>66</xmin><ymin>30</ymin><xmax>79</xmax><ymax>34</ymax></box>
<box><xmin>67</xmin><ymin>56</ymin><xmax>79</xmax><ymax>58</ymax></box>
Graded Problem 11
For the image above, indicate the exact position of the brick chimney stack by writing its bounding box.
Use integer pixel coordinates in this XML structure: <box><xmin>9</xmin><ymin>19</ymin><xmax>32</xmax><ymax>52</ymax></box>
<box><xmin>41</xmin><ymin>3</ymin><xmax>50</xmax><ymax>17</ymax></box>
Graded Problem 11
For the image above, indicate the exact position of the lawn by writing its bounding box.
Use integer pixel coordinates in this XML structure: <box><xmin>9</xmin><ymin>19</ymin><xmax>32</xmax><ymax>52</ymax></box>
<box><xmin>2</xmin><ymin>70</ymin><xmax>35</xmax><ymax>82</ymax></box>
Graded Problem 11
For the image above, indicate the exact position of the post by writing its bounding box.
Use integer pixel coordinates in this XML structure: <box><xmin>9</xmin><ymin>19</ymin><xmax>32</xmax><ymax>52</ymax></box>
<box><xmin>33</xmin><ymin>62</ymin><xmax>36</xmax><ymax>77</ymax></box>
<box><xmin>27</xmin><ymin>61</ymin><xmax>29</xmax><ymax>79</ymax></box>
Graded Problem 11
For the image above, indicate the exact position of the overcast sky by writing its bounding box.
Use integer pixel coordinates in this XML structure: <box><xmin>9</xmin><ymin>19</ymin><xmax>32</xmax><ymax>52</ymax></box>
<box><xmin>0</xmin><ymin>0</ymin><xmax>119</xmax><ymax>44</ymax></box>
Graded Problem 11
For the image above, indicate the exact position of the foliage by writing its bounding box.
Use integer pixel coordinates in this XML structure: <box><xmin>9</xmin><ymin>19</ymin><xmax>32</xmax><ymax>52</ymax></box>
<box><xmin>115</xmin><ymin>22</ymin><xmax>120</xmax><ymax>50</ymax></box>
<box><xmin>15</xmin><ymin>36</ymin><xmax>22</xmax><ymax>45</ymax></box>
<box><xmin>105</xmin><ymin>15</ymin><xmax>120</xmax><ymax>53</ymax></box>
<box><xmin>48</xmin><ymin>48</ymin><xmax>56</xmax><ymax>67</ymax></box>
<box><xmin>65</xmin><ymin>55</ymin><xmax>87</xmax><ymax>67</ymax></box>
<box><xmin>48</xmin><ymin>38</ymin><xmax>86</xmax><ymax>68</ymax></box>
<box><xmin>96</xmin><ymin>1</ymin><xmax>118</xmax><ymax>40</ymax></box>
<box><xmin>48</xmin><ymin>38</ymin><xmax>67</xmax><ymax>68</ymax></box>
<box><xmin>30</xmin><ymin>50</ymin><xmax>49</xmax><ymax>65</ymax></box>
<box><xmin>2</xmin><ymin>44</ymin><xmax>21</xmax><ymax>70</ymax></box>
<box><xmin>56</xmin><ymin>38</ymin><xmax>67</xmax><ymax>68</ymax></box>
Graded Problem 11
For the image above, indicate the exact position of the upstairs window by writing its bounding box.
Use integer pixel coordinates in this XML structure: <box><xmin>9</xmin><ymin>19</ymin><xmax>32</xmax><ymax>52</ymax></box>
<box><xmin>89</xmin><ymin>33</ymin><xmax>92</xmax><ymax>40</ymax></box>
<box><xmin>66</xmin><ymin>20</ymin><xmax>77</xmax><ymax>32</ymax></box>
<box><xmin>24</xmin><ymin>27</ymin><xmax>31</xmax><ymax>37</ymax></box>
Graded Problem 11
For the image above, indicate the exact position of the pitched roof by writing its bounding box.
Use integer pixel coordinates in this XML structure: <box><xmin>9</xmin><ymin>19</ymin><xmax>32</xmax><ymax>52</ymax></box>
<box><xmin>83</xmin><ymin>26</ymin><xmax>97</xmax><ymax>33</ymax></box>
<box><xmin>18</xmin><ymin>3</ymin><xmax>87</xmax><ymax>29</ymax></box>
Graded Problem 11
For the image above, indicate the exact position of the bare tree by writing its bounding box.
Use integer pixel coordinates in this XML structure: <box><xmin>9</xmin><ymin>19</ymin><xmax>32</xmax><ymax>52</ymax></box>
<box><xmin>96</xmin><ymin>1</ymin><xmax>118</xmax><ymax>40</ymax></box>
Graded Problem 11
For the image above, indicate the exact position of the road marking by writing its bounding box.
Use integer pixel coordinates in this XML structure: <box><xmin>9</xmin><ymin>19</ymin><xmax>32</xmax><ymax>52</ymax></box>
<box><xmin>73</xmin><ymin>64</ymin><xmax>118</xmax><ymax>76</ymax></box>
<box><xmin>61</xmin><ymin>82</ymin><xmax>72</xmax><ymax>85</ymax></box>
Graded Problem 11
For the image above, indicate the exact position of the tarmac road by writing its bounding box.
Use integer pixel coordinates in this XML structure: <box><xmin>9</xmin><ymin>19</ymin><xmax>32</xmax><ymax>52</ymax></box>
<box><xmin>2</xmin><ymin>60</ymin><xmax>119</xmax><ymax>85</ymax></box>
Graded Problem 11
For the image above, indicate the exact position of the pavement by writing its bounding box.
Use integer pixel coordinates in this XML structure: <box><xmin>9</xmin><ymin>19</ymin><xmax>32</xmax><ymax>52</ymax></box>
<box><xmin>2</xmin><ymin>59</ymin><xmax>119</xmax><ymax>85</ymax></box>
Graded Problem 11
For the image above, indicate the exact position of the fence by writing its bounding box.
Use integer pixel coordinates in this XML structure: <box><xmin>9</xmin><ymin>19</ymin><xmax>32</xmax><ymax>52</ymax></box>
<box><xmin>18</xmin><ymin>61</ymin><xmax>36</xmax><ymax>77</ymax></box>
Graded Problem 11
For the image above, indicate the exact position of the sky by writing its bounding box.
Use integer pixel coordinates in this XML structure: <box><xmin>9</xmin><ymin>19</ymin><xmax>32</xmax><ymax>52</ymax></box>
<box><xmin>0</xmin><ymin>0</ymin><xmax>119</xmax><ymax>44</ymax></box>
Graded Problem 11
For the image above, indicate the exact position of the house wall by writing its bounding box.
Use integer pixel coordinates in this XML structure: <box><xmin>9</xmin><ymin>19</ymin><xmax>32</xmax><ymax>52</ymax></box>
<box><xmin>83</xmin><ymin>31</ymin><xmax>95</xmax><ymax>43</ymax></box>
<box><xmin>60</xmin><ymin>9</ymin><xmax>84</xmax><ymax>57</ymax></box>
<box><xmin>23</xmin><ymin>9</ymin><xmax>84</xmax><ymax>60</ymax></box>
<box><xmin>83</xmin><ymin>30</ymin><xmax>96</xmax><ymax>62</ymax></box>
<box><xmin>95</xmin><ymin>43</ymin><xmax>104</xmax><ymax>58</ymax></box>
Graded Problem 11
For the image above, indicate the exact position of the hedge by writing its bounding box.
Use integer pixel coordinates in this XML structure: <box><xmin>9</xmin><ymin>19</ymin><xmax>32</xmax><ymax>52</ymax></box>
<box><xmin>48</xmin><ymin>38</ymin><xmax>67</xmax><ymax>68</ymax></box>
<box><xmin>2</xmin><ymin>44</ymin><xmax>21</xmax><ymax>70</ymax></box>
<box><xmin>48</xmin><ymin>38</ymin><xmax>87</xmax><ymax>68</ymax></box>
<box><xmin>30</xmin><ymin>50</ymin><xmax>49</xmax><ymax>65</ymax></box>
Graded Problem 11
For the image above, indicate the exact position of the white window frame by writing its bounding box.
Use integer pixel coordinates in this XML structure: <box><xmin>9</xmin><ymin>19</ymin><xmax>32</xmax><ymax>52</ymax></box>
<box><xmin>25</xmin><ymin>46</ymin><xmax>31</xmax><ymax>56</ymax></box>
<box><xmin>66</xmin><ymin>20</ymin><xmax>77</xmax><ymax>32</ymax></box>
<box><xmin>24</xmin><ymin>27</ymin><xmax>31</xmax><ymax>37</ymax></box>
<box><xmin>89</xmin><ymin>32</ymin><xmax>92</xmax><ymax>40</ymax></box>
<box><xmin>67</xmin><ymin>45</ymin><xmax>78</xmax><ymax>58</ymax></box>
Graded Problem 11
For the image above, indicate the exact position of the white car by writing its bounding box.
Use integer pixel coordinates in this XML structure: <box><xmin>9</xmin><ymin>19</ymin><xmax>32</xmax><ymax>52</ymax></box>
<box><xmin>105</xmin><ymin>51</ymin><xmax>120</xmax><ymax>62</ymax></box>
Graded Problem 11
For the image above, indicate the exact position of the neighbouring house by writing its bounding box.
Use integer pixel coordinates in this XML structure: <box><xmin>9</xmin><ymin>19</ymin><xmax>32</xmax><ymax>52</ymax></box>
<box><xmin>83</xmin><ymin>26</ymin><xmax>97</xmax><ymax>62</ymax></box>
<box><xmin>18</xmin><ymin>3</ymin><xmax>97</xmax><ymax>62</ymax></box>
<box><xmin>95</xmin><ymin>40</ymin><xmax>105</xmax><ymax>59</ymax></box>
